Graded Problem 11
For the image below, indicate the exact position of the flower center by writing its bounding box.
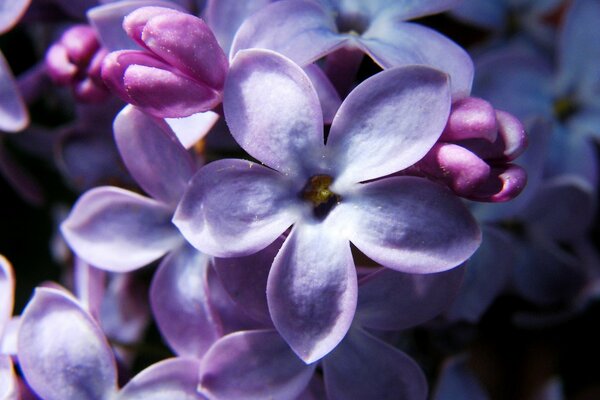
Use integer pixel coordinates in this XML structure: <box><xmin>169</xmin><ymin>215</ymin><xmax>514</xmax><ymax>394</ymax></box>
<box><xmin>335</xmin><ymin>12</ymin><xmax>368</xmax><ymax>35</ymax></box>
<box><xmin>553</xmin><ymin>96</ymin><xmax>578</xmax><ymax>121</ymax></box>
<box><xmin>301</xmin><ymin>175</ymin><xmax>341</xmax><ymax>219</ymax></box>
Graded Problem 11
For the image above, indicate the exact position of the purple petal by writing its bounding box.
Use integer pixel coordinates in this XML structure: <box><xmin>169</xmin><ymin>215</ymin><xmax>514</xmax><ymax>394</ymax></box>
<box><xmin>113</xmin><ymin>105</ymin><xmax>195</xmax><ymax>205</ymax></box>
<box><xmin>0</xmin><ymin>52</ymin><xmax>28</xmax><ymax>132</ymax></box>
<box><xmin>0</xmin><ymin>0</ymin><xmax>30</xmax><ymax>34</ymax></box>
<box><xmin>61</xmin><ymin>186</ymin><xmax>181</xmax><ymax>272</ymax></box>
<box><xmin>432</xmin><ymin>354</ymin><xmax>489</xmax><ymax>400</ymax></box>
<box><xmin>73</xmin><ymin>257</ymin><xmax>106</xmax><ymax>320</ymax></box>
<box><xmin>204</xmin><ymin>0</ymin><xmax>273</xmax><ymax>53</ymax></box>
<box><xmin>0</xmin><ymin>317</ymin><xmax>19</xmax><ymax>356</ymax></box>
<box><xmin>173</xmin><ymin>159</ymin><xmax>298</xmax><ymax>257</ymax></box>
<box><xmin>267</xmin><ymin>222</ymin><xmax>357</xmax><ymax>363</ymax></box>
<box><xmin>361</xmin><ymin>20</ymin><xmax>473</xmax><ymax>98</ymax></box>
<box><xmin>231</xmin><ymin>0</ymin><xmax>343</xmax><ymax>65</ymax></box>
<box><xmin>323</xmin><ymin>327</ymin><xmax>427</xmax><ymax>400</ymax></box>
<box><xmin>150</xmin><ymin>244</ymin><xmax>221</xmax><ymax>358</ymax></box>
<box><xmin>0</xmin><ymin>255</ymin><xmax>14</xmax><ymax>336</ymax></box>
<box><xmin>0</xmin><ymin>355</ymin><xmax>17</xmax><ymax>400</ymax></box>
<box><xmin>165</xmin><ymin>111</ymin><xmax>219</xmax><ymax>149</ymax></box>
<box><xmin>340</xmin><ymin>176</ymin><xmax>481</xmax><ymax>273</ymax></box>
<box><xmin>450</xmin><ymin>1</ymin><xmax>505</xmax><ymax>29</ymax></box>
<box><xmin>134</xmin><ymin>9</ymin><xmax>228</xmax><ymax>90</ymax></box>
<box><xmin>213</xmin><ymin>237</ymin><xmax>285</xmax><ymax>325</ymax></box>
<box><xmin>327</xmin><ymin>66</ymin><xmax>450</xmax><ymax>186</ymax></box>
<box><xmin>381</xmin><ymin>0</ymin><xmax>461</xmax><ymax>19</ymax></box>
<box><xmin>446</xmin><ymin>226</ymin><xmax>514</xmax><ymax>323</ymax></box>
<box><xmin>303</xmin><ymin>64</ymin><xmax>341</xmax><ymax>125</ymax></box>
<box><xmin>199</xmin><ymin>330</ymin><xmax>315</xmax><ymax>400</ymax></box>
<box><xmin>356</xmin><ymin>265</ymin><xmax>465</xmax><ymax>331</ymax></box>
<box><xmin>88</xmin><ymin>0</ymin><xmax>185</xmax><ymax>51</ymax></box>
<box><xmin>224</xmin><ymin>49</ymin><xmax>325</xmax><ymax>175</ymax></box>
<box><xmin>118</xmin><ymin>358</ymin><xmax>203</xmax><ymax>400</ymax></box>
<box><xmin>18</xmin><ymin>288</ymin><xmax>118</xmax><ymax>400</ymax></box>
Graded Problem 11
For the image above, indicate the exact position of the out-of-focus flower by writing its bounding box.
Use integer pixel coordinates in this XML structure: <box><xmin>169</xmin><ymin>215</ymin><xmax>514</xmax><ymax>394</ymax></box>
<box><xmin>174</xmin><ymin>49</ymin><xmax>481</xmax><ymax>363</ymax></box>
<box><xmin>0</xmin><ymin>255</ymin><xmax>19</xmax><ymax>400</ymax></box>
<box><xmin>231</xmin><ymin>0</ymin><xmax>473</xmax><ymax>97</ymax></box>
<box><xmin>101</xmin><ymin>6</ymin><xmax>228</xmax><ymax>118</ymax></box>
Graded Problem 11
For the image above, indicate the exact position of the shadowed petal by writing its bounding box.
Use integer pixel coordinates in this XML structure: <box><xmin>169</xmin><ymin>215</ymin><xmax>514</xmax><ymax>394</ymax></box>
<box><xmin>61</xmin><ymin>187</ymin><xmax>181</xmax><ymax>272</ymax></box>
<box><xmin>118</xmin><ymin>358</ymin><xmax>203</xmax><ymax>400</ymax></box>
<box><xmin>0</xmin><ymin>52</ymin><xmax>28</xmax><ymax>132</ymax></box>
<box><xmin>224</xmin><ymin>49</ymin><xmax>325</xmax><ymax>175</ymax></box>
<box><xmin>213</xmin><ymin>237</ymin><xmax>284</xmax><ymax>325</ymax></box>
<box><xmin>231</xmin><ymin>0</ymin><xmax>343</xmax><ymax>65</ymax></box>
<box><xmin>450</xmin><ymin>1</ymin><xmax>505</xmax><ymax>29</ymax></box>
<box><xmin>340</xmin><ymin>176</ymin><xmax>481</xmax><ymax>273</ymax></box>
<box><xmin>432</xmin><ymin>354</ymin><xmax>489</xmax><ymax>400</ymax></box>
<box><xmin>268</xmin><ymin>221</ymin><xmax>357</xmax><ymax>363</ymax></box>
<box><xmin>18</xmin><ymin>288</ymin><xmax>118</xmax><ymax>400</ymax></box>
<box><xmin>0</xmin><ymin>255</ymin><xmax>14</xmax><ymax>336</ymax></box>
<box><xmin>173</xmin><ymin>159</ymin><xmax>299</xmax><ymax>257</ymax></box>
<box><xmin>151</xmin><ymin>245</ymin><xmax>221</xmax><ymax>358</ymax></box>
<box><xmin>303</xmin><ymin>64</ymin><xmax>341</xmax><ymax>125</ymax></box>
<box><xmin>323</xmin><ymin>327</ymin><xmax>427</xmax><ymax>400</ymax></box>
<box><xmin>327</xmin><ymin>66</ymin><xmax>450</xmax><ymax>187</ymax></box>
<box><xmin>362</xmin><ymin>21</ymin><xmax>472</xmax><ymax>98</ymax></box>
<box><xmin>199</xmin><ymin>330</ymin><xmax>315</xmax><ymax>400</ymax></box>
<box><xmin>0</xmin><ymin>355</ymin><xmax>17</xmax><ymax>400</ymax></box>
<box><xmin>0</xmin><ymin>0</ymin><xmax>30</xmax><ymax>34</ymax></box>
<box><xmin>114</xmin><ymin>105</ymin><xmax>196</xmax><ymax>205</ymax></box>
<box><xmin>356</xmin><ymin>265</ymin><xmax>465</xmax><ymax>330</ymax></box>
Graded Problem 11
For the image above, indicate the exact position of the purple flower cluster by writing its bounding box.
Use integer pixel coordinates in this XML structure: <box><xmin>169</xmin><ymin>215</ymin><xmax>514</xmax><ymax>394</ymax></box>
<box><xmin>1</xmin><ymin>0</ymin><xmax>598</xmax><ymax>399</ymax></box>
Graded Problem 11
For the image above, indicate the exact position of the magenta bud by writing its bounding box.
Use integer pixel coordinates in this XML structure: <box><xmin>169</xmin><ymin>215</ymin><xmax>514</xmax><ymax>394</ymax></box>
<box><xmin>440</xmin><ymin>97</ymin><xmax>498</xmax><ymax>142</ymax></box>
<box><xmin>60</xmin><ymin>25</ymin><xmax>100</xmax><ymax>65</ymax></box>
<box><xmin>495</xmin><ymin>110</ymin><xmax>527</xmax><ymax>161</ymax></box>
<box><xmin>469</xmin><ymin>164</ymin><xmax>527</xmax><ymax>202</ymax></box>
<box><xmin>45</xmin><ymin>43</ymin><xmax>77</xmax><ymax>85</ymax></box>
<box><xmin>123</xmin><ymin>6</ymin><xmax>181</xmax><ymax>47</ymax></box>
<box><xmin>416</xmin><ymin>143</ymin><xmax>491</xmax><ymax>196</ymax></box>
<box><xmin>73</xmin><ymin>77</ymin><xmax>110</xmax><ymax>103</ymax></box>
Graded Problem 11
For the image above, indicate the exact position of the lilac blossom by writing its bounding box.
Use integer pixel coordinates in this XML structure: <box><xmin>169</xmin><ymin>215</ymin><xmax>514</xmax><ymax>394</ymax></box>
<box><xmin>0</xmin><ymin>255</ymin><xmax>19</xmax><ymax>399</ymax></box>
<box><xmin>61</xmin><ymin>104</ymin><xmax>197</xmax><ymax>272</ymax></box>
<box><xmin>472</xmin><ymin>0</ymin><xmax>600</xmax><ymax>188</ymax></box>
<box><xmin>101</xmin><ymin>6</ymin><xmax>228</xmax><ymax>118</ymax></box>
<box><xmin>200</xmin><ymin>248</ymin><xmax>465</xmax><ymax>399</ymax></box>
<box><xmin>231</xmin><ymin>0</ymin><xmax>473</xmax><ymax>97</ymax></box>
<box><xmin>174</xmin><ymin>49</ymin><xmax>481</xmax><ymax>363</ymax></box>
<box><xmin>17</xmin><ymin>286</ymin><xmax>204</xmax><ymax>400</ymax></box>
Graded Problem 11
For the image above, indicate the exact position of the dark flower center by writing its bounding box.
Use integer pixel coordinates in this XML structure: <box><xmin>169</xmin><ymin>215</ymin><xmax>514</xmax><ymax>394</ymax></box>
<box><xmin>335</xmin><ymin>12</ymin><xmax>369</xmax><ymax>35</ymax></box>
<box><xmin>553</xmin><ymin>96</ymin><xmax>578</xmax><ymax>121</ymax></box>
<box><xmin>301</xmin><ymin>175</ymin><xmax>341</xmax><ymax>219</ymax></box>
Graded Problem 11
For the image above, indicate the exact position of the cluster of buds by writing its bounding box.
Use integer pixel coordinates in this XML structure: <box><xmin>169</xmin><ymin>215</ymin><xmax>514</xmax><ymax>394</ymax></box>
<box><xmin>409</xmin><ymin>97</ymin><xmax>528</xmax><ymax>202</ymax></box>
<box><xmin>45</xmin><ymin>25</ymin><xmax>109</xmax><ymax>102</ymax></box>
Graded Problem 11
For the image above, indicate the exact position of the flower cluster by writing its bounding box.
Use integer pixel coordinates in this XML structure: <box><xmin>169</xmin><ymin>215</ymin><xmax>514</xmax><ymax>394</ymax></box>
<box><xmin>1</xmin><ymin>0</ymin><xmax>598</xmax><ymax>399</ymax></box>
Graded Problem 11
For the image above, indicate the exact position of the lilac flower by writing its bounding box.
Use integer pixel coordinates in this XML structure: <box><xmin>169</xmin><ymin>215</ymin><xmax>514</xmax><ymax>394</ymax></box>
<box><xmin>472</xmin><ymin>0</ymin><xmax>600</xmax><ymax>188</ymax></box>
<box><xmin>61</xmin><ymin>105</ymin><xmax>196</xmax><ymax>272</ymax></box>
<box><xmin>0</xmin><ymin>255</ymin><xmax>19</xmax><ymax>399</ymax></box>
<box><xmin>199</xmin><ymin>252</ymin><xmax>465</xmax><ymax>400</ymax></box>
<box><xmin>231</xmin><ymin>0</ymin><xmax>473</xmax><ymax>97</ymax></box>
<box><xmin>18</xmin><ymin>286</ymin><xmax>205</xmax><ymax>400</ymax></box>
<box><xmin>174</xmin><ymin>49</ymin><xmax>481</xmax><ymax>363</ymax></box>
<box><xmin>101</xmin><ymin>6</ymin><xmax>228</xmax><ymax>118</ymax></box>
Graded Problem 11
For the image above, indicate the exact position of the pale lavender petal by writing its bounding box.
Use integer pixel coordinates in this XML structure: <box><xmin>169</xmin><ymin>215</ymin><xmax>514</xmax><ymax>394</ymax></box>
<box><xmin>0</xmin><ymin>0</ymin><xmax>30</xmax><ymax>34</ymax></box>
<box><xmin>303</xmin><ymin>64</ymin><xmax>341</xmax><ymax>124</ymax></box>
<box><xmin>73</xmin><ymin>257</ymin><xmax>106</xmax><ymax>320</ymax></box>
<box><xmin>556</xmin><ymin>0</ymin><xmax>600</xmax><ymax>100</ymax></box>
<box><xmin>0</xmin><ymin>355</ymin><xmax>17</xmax><ymax>400</ymax></box>
<box><xmin>432</xmin><ymin>354</ymin><xmax>489</xmax><ymax>400</ymax></box>
<box><xmin>204</xmin><ymin>0</ymin><xmax>273</xmax><ymax>53</ymax></box>
<box><xmin>224</xmin><ymin>49</ymin><xmax>325</xmax><ymax>175</ymax></box>
<box><xmin>323</xmin><ymin>327</ymin><xmax>427</xmax><ymax>400</ymax></box>
<box><xmin>268</xmin><ymin>221</ymin><xmax>357</xmax><ymax>363</ymax></box>
<box><xmin>166</xmin><ymin>111</ymin><xmax>219</xmax><ymax>149</ymax></box>
<box><xmin>213</xmin><ymin>237</ymin><xmax>285</xmax><ymax>325</ymax></box>
<box><xmin>199</xmin><ymin>330</ymin><xmax>315</xmax><ymax>400</ymax></box>
<box><xmin>0</xmin><ymin>52</ymin><xmax>28</xmax><ymax>133</ymax></box>
<box><xmin>340</xmin><ymin>176</ymin><xmax>481</xmax><ymax>273</ymax></box>
<box><xmin>113</xmin><ymin>105</ymin><xmax>195</xmax><ymax>205</ymax></box>
<box><xmin>61</xmin><ymin>187</ymin><xmax>181</xmax><ymax>272</ymax></box>
<box><xmin>18</xmin><ymin>288</ymin><xmax>118</xmax><ymax>400</ymax></box>
<box><xmin>0</xmin><ymin>317</ymin><xmax>19</xmax><ymax>356</ymax></box>
<box><xmin>446</xmin><ymin>226</ymin><xmax>514</xmax><ymax>323</ymax></box>
<box><xmin>346</xmin><ymin>0</ymin><xmax>461</xmax><ymax>20</ymax></box>
<box><xmin>231</xmin><ymin>0</ymin><xmax>343</xmax><ymax>65</ymax></box>
<box><xmin>118</xmin><ymin>358</ymin><xmax>203</xmax><ymax>400</ymax></box>
<box><xmin>0</xmin><ymin>255</ymin><xmax>14</xmax><ymax>336</ymax></box>
<box><xmin>361</xmin><ymin>21</ymin><xmax>472</xmax><ymax>98</ymax></box>
<box><xmin>173</xmin><ymin>159</ymin><xmax>299</xmax><ymax>257</ymax></box>
<box><xmin>356</xmin><ymin>265</ymin><xmax>465</xmax><ymax>331</ymax></box>
<box><xmin>327</xmin><ymin>66</ymin><xmax>450</xmax><ymax>187</ymax></box>
<box><xmin>150</xmin><ymin>244</ymin><xmax>221</xmax><ymax>358</ymax></box>
<box><xmin>88</xmin><ymin>0</ymin><xmax>185</xmax><ymax>51</ymax></box>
